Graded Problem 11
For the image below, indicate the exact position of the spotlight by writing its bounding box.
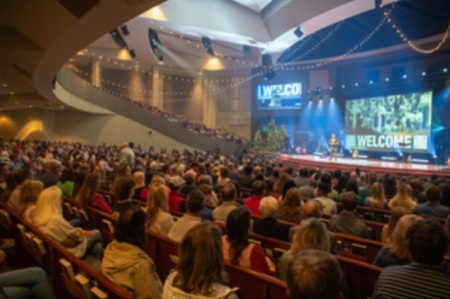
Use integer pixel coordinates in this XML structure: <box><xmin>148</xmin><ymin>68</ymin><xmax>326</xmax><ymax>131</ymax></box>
<box><xmin>201</xmin><ymin>37</ymin><xmax>215</xmax><ymax>56</ymax></box>
<box><xmin>354</xmin><ymin>82</ymin><xmax>359</xmax><ymax>87</ymax></box>
<box><xmin>148</xmin><ymin>29</ymin><xmax>163</xmax><ymax>61</ymax></box>
<box><xmin>369</xmin><ymin>80</ymin><xmax>373</xmax><ymax>84</ymax></box>
<box><xmin>385</xmin><ymin>77</ymin><xmax>390</xmax><ymax>82</ymax></box>
<box><xmin>341</xmin><ymin>84</ymin><xmax>345</xmax><ymax>89</ymax></box>
<box><xmin>294</xmin><ymin>27</ymin><xmax>304</xmax><ymax>38</ymax></box>
<box><xmin>422</xmin><ymin>71</ymin><xmax>426</xmax><ymax>76</ymax></box>
<box><xmin>444</xmin><ymin>68</ymin><xmax>448</xmax><ymax>73</ymax></box>
<box><xmin>403</xmin><ymin>74</ymin><xmax>407</xmax><ymax>79</ymax></box>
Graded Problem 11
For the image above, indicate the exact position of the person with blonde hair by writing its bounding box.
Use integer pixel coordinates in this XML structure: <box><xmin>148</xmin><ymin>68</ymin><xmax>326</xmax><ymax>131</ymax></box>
<box><xmin>381</xmin><ymin>207</ymin><xmax>408</xmax><ymax>243</ymax></box>
<box><xmin>365</xmin><ymin>182</ymin><xmax>388</xmax><ymax>209</ymax></box>
<box><xmin>163</xmin><ymin>222</ymin><xmax>238</xmax><ymax>298</ymax></box>
<box><xmin>146</xmin><ymin>179</ymin><xmax>174</xmax><ymax>235</ymax></box>
<box><xmin>75</xmin><ymin>173</ymin><xmax>111</xmax><ymax>214</ymax></box>
<box><xmin>277</xmin><ymin>218</ymin><xmax>330</xmax><ymax>281</ymax></box>
<box><xmin>132</xmin><ymin>170</ymin><xmax>146</xmax><ymax>200</ymax></box>
<box><xmin>374</xmin><ymin>214</ymin><xmax>422</xmax><ymax>268</ymax></box>
<box><xmin>17</xmin><ymin>179</ymin><xmax>43</xmax><ymax>222</ymax></box>
<box><xmin>388</xmin><ymin>183</ymin><xmax>417</xmax><ymax>213</ymax></box>
<box><xmin>32</xmin><ymin>186</ymin><xmax>103</xmax><ymax>259</ymax></box>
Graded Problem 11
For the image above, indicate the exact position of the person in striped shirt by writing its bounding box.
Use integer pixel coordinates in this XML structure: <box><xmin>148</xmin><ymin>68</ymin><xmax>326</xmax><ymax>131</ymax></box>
<box><xmin>372</xmin><ymin>218</ymin><xmax>450</xmax><ymax>299</ymax></box>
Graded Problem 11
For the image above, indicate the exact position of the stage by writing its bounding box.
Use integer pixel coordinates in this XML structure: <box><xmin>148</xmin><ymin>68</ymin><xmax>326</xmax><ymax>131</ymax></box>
<box><xmin>278</xmin><ymin>154</ymin><xmax>450</xmax><ymax>177</ymax></box>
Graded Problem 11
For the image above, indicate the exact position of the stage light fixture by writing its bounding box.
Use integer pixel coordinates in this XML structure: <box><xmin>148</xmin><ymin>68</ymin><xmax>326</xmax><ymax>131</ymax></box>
<box><xmin>148</xmin><ymin>29</ymin><xmax>163</xmax><ymax>61</ymax></box>
<box><xmin>294</xmin><ymin>27</ymin><xmax>304</xmax><ymax>38</ymax></box>
<box><xmin>444</xmin><ymin>68</ymin><xmax>448</xmax><ymax>73</ymax></box>
<box><xmin>385</xmin><ymin>77</ymin><xmax>390</xmax><ymax>82</ymax></box>
<box><xmin>201</xmin><ymin>37</ymin><xmax>215</xmax><ymax>56</ymax></box>
<box><xmin>110</xmin><ymin>28</ymin><xmax>127</xmax><ymax>48</ymax></box>
<box><xmin>422</xmin><ymin>71</ymin><xmax>427</xmax><ymax>76</ymax></box>
<box><xmin>403</xmin><ymin>74</ymin><xmax>407</xmax><ymax>79</ymax></box>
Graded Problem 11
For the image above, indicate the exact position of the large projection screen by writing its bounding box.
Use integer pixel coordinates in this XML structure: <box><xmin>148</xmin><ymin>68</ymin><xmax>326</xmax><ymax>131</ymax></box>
<box><xmin>345</xmin><ymin>91</ymin><xmax>432</xmax><ymax>153</ymax></box>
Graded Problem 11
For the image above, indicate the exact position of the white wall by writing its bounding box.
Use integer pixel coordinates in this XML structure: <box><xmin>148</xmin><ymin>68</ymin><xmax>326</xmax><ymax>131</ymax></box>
<box><xmin>0</xmin><ymin>108</ymin><xmax>197</xmax><ymax>151</ymax></box>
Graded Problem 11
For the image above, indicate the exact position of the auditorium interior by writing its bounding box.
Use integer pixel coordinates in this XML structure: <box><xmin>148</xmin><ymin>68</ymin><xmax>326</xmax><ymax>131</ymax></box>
<box><xmin>0</xmin><ymin>0</ymin><xmax>450</xmax><ymax>298</ymax></box>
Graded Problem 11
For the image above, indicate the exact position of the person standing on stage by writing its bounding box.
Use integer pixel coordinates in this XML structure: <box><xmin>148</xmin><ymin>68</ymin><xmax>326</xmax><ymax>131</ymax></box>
<box><xmin>328</xmin><ymin>134</ymin><xmax>339</xmax><ymax>161</ymax></box>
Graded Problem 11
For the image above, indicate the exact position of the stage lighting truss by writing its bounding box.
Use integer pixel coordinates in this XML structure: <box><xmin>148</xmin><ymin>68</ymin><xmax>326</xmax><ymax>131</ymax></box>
<box><xmin>307</xmin><ymin>86</ymin><xmax>335</xmax><ymax>101</ymax></box>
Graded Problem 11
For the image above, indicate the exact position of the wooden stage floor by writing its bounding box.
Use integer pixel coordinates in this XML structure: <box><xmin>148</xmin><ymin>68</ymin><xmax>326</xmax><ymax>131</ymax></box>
<box><xmin>278</xmin><ymin>154</ymin><xmax>450</xmax><ymax>177</ymax></box>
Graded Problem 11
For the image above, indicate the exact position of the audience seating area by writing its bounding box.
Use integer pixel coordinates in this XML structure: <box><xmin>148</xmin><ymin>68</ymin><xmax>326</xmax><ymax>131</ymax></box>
<box><xmin>0</xmin><ymin>202</ymin><xmax>133</xmax><ymax>299</ymax></box>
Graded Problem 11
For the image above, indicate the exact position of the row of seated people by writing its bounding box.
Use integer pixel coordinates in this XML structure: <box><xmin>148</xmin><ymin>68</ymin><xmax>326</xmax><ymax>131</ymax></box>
<box><xmin>3</xmin><ymin>154</ymin><xmax>446</xmax><ymax>268</ymax></box>
<box><xmin>68</xmin><ymin>190</ymin><xmax>449</xmax><ymax>299</ymax></box>
<box><xmin>2</xmin><ymin>169</ymin><xmax>446</xmax><ymax>299</ymax></box>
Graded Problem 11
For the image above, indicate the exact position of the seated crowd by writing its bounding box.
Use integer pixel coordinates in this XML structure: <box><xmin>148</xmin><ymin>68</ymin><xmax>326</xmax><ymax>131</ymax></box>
<box><xmin>0</xmin><ymin>138</ymin><xmax>449</xmax><ymax>298</ymax></box>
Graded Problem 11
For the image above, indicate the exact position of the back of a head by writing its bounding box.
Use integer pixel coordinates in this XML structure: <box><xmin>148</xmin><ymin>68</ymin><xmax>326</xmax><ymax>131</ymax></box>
<box><xmin>186</xmin><ymin>189</ymin><xmax>204</xmax><ymax>214</ymax></box>
<box><xmin>147</xmin><ymin>181</ymin><xmax>169</xmax><ymax>213</ymax></box>
<box><xmin>113</xmin><ymin>176</ymin><xmax>135</xmax><ymax>200</ymax></box>
<box><xmin>371</xmin><ymin>182</ymin><xmax>385</xmax><ymax>199</ymax></box>
<box><xmin>115</xmin><ymin>206</ymin><xmax>146</xmax><ymax>250</ymax></box>
<box><xmin>226</xmin><ymin>207</ymin><xmax>250</xmax><ymax>244</ymax></box>
<box><xmin>320</xmin><ymin>173</ymin><xmax>331</xmax><ymax>185</ymax></box>
<box><xmin>33</xmin><ymin>186</ymin><xmax>63</xmax><ymax>227</ymax></box>
<box><xmin>46</xmin><ymin>160</ymin><xmax>62</xmax><ymax>174</ymax></box>
<box><xmin>244</xmin><ymin>165</ymin><xmax>253</xmax><ymax>176</ymax></box>
<box><xmin>302</xmin><ymin>200</ymin><xmax>322</xmax><ymax>219</ymax></box>
<box><xmin>18</xmin><ymin>179</ymin><xmax>44</xmax><ymax>214</ymax></box>
<box><xmin>345</xmin><ymin>179</ymin><xmax>359</xmax><ymax>194</ymax></box>
<box><xmin>318</xmin><ymin>182</ymin><xmax>331</xmax><ymax>195</ymax></box>
<box><xmin>299</xmin><ymin>168</ymin><xmax>308</xmax><ymax>178</ymax></box>
<box><xmin>406</xmin><ymin>218</ymin><xmax>449</xmax><ymax>265</ymax></box>
<box><xmin>287</xmin><ymin>249</ymin><xmax>342</xmax><ymax>299</ymax></box>
<box><xmin>425</xmin><ymin>185</ymin><xmax>442</xmax><ymax>203</ymax></box>
<box><xmin>341</xmin><ymin>191</ymin><xmax>358</xmax><ymax>211</ymax></box>
<box><xmin>284</xmin><ymin>188</ymin><xmax>301</xmax><ymax>208</ymax></box>
<box><xmin>221</xmin><ymin>183</ymin><xmax>237</xmax><ymax>202</ymax></box>
<box><xmin>133</xmin><ymin>171</ymin><xmax>145</xmax><ymax>186</ymax></box>
<box><xmin>259</xmin><ymin>196</ymin><xmax>278</xmax><ymax>218</ymax></box>
<box><xmin>251</xmin><ymin>180</ymin><xmax>265</xmax><ymax>196</ymax></box>
<box><xmin>291</xmin><ymin>218</ymin><xmax>329</xmax><ymax>254</ymax></box>
<box><xmin>183</xmin><ymin>172</ymin><xmax>195</xmax><ymax>185</ymax></box>
<box><xmin>175</xmin><ymin>222</ymin><xmax>225</xmax><ymax>295</ymax></box>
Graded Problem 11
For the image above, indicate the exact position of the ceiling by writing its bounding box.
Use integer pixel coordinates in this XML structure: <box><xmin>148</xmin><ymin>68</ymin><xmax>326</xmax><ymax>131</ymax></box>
<box><xmin>0</xmin><ymin>0</ymin><xmax>449</xmax><ymax>112</ymax></box>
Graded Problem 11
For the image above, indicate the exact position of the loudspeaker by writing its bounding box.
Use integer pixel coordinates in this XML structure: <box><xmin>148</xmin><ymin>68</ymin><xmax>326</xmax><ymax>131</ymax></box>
<box><xmin>261</xmin><ymin>54</ymin><xmax>275</xmax><ymax>80</ymax></box>
<box><xmin>121</xmin><ymin>25</ymin><xmax>129</xmax><ymax>36</ymax></box>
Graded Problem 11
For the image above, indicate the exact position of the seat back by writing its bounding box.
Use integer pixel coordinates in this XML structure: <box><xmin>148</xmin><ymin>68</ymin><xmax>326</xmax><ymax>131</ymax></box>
<box><xmin>224</xmin><ymin>262</ymin><xmax>288</xmax><ymax>299</ymax></box>
<box><xmin>146</xmin><ymin>230</ymin><xmax>179</xmax><ymax>281</ymax></box>
<box><xmin>336</xmin><ymin>255</ymin><xmax>381</xmax><ymax>299</ymax></box>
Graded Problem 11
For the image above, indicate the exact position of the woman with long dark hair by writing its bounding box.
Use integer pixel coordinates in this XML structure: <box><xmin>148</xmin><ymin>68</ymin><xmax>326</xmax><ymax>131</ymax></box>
<box><xmin>222</xmin><ymin>207</ymin><xmax>273</xmax><ymax>275</ymax></box>
<box><xmin>102</xmin><ymin>206</ymin><xmax>162</xmax><ymax>298</ymax></box>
